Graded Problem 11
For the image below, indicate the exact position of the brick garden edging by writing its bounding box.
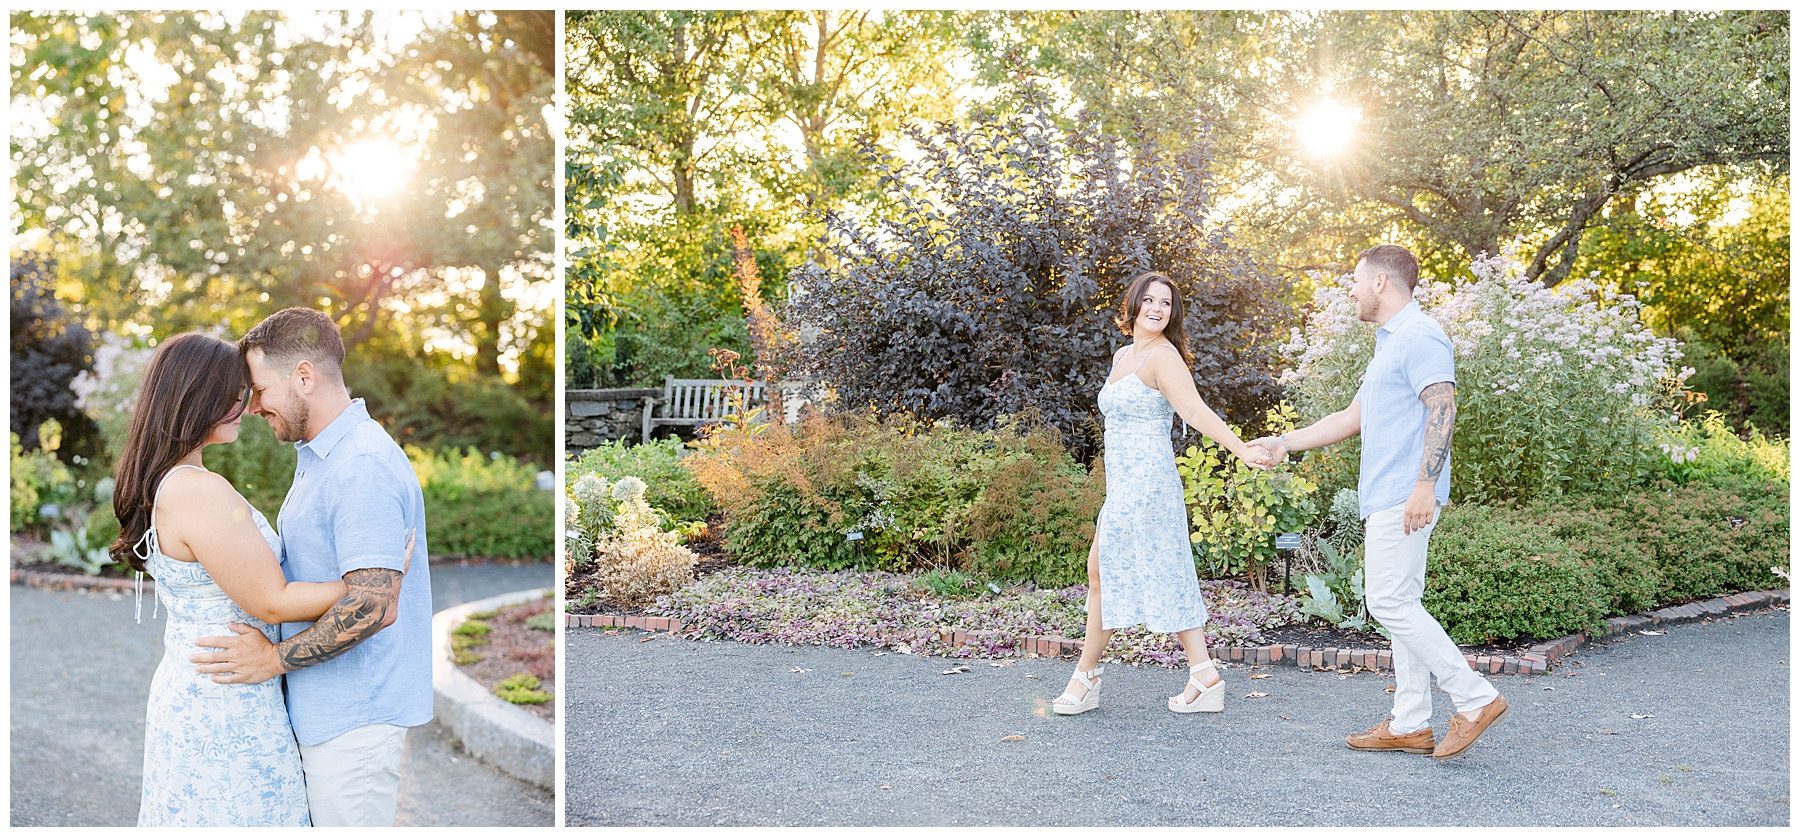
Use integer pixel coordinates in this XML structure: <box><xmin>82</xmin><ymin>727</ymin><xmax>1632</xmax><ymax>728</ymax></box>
<box><xmin>568</xmin><ymin>587</ymin><xmax>1789</xmax><ymax>676</ymax></box>
<box><xmin>12</xmin><ymin>568</ymin><xmax>152</xmax><ymax>593</ymax></box>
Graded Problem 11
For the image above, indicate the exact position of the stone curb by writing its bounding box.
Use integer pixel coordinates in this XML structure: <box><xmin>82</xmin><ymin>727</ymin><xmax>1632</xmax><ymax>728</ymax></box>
<box><xmin>565</xmin><ymin>587</ymin><xmax>1790</xmax><ymax>676</ymax></box>
<box><xmin>434</xmin><ymin>588</ymin><xmax>554</xmax><ymax>790</ymax></box>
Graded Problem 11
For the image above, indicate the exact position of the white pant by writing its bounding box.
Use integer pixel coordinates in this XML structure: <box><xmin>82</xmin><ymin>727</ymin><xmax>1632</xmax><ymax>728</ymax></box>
<box><xmin>1364</xmin><ymin>502</ymin><xmax>1499</xmax><ymax>734</ymax></box>
<box><xmin>298</xmin><ymin>723</ymin><xmax>409</xmax><ymax>826</ymax></box>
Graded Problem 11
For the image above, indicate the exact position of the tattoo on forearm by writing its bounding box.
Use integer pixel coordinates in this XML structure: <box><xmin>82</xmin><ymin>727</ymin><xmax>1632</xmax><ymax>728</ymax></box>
<box><xmin>277</xmin><ymin>568</ymin><xmax>400</xmax><ymax>671</ymax></box>
<box><xmin>1418</xmin><ymin>382</ymin><xmax>1456</xmax><ymax>483</ymax></box>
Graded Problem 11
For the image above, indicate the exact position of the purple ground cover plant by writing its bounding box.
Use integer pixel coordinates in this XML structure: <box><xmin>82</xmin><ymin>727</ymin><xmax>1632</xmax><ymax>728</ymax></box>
<box><xmin>649</xmin><ymin>568</ymin><xmax>1306</xmax><ymax>668</ymax></box>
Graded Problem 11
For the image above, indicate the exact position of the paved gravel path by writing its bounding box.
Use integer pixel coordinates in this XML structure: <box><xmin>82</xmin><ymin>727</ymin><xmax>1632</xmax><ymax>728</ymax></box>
<box><xmin>566</xmin><ymin>607</ymin><xmax>1789</xmax><ymax>827</ymax></box>
<box><xmin>9</xmin><ymin>560</ymin><xmax>555</xmax><ymax>827</ymax></box>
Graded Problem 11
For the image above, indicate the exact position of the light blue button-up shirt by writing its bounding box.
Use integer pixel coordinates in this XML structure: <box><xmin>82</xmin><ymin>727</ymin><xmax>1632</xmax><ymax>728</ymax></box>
<box><xmin>1354</xmin><ymin>301</ymin><xmax>1456</xmax><ymax>519</ymax></box>
<box><xmin>276</xmin><ymin>398</ymin><xmax>432</xmax><ymax>746</ymax></box>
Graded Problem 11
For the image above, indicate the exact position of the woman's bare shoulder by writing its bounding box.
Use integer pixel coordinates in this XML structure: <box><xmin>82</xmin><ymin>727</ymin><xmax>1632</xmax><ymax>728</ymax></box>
<box><xmin>156</xmin><ymin>468</ymin><xmax>242</xmax><ymax>519</ymax></box>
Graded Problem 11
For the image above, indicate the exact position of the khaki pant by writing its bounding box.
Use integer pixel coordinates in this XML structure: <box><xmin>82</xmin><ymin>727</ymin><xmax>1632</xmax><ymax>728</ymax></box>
<box><xmin>1363</xmin><ymin>502</ymin><xmax>1499</xmax><ymax>734</ymax></box>
<box><xmin>298</xmin><ymin>723</ymin><xmax>409</xmax><ymax>826</ymax></box>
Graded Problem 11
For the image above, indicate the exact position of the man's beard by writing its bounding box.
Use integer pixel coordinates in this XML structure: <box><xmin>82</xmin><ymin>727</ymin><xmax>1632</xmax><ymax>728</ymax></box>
<box><xmin>271</xmin><ymin>393</ymin><xmax>310</xmax><ymax>442</ymax></box>
<box><xmin>1356</xmin><ymin>293</ymin><xmax>1378</xmax><ymax>323</ymax></box>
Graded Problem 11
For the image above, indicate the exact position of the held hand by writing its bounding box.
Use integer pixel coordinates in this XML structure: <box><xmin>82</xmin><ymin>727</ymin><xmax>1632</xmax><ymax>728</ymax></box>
<box><xmin>1249</xmin><ymin>436</ymin><xmax>1290</xmax><ymax>467</ymax></box>
<box><xmin>1402</xmin><ymin>483</ymin><xmax>1438</xmax><ymax>535</ymax></box>
<box><xmin>1238</xmin><ymin>443</ymin><xmax>1273</xmax><ymax>471</ymax></box>
<box><xmin>191</xmin><ymin>622</ymin><xmax>286</xmax><ymax>685</ymax></box>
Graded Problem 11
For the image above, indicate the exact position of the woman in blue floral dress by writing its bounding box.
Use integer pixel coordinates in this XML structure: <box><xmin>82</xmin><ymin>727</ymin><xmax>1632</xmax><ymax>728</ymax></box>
<box><xmin>1051</xmin><ymin>273</ymin><xmax>1271</xmax><ymax>716</ymax></box>
<box><xmin>110</xmin><ymin>333</ymin><xmax>411</xmax><ymax>826</ymax></box>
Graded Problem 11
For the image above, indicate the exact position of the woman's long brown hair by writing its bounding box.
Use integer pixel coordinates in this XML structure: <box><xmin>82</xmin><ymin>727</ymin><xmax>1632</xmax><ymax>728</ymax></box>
<box><xmin>1115</xmin><ymin>272</ymin><xmax>1193</xmax><ymax>365</ymax></box>
<box><xmin>110</xmin><ymin>333</ymin><xmax>247</xmax><ymax>572</ymax></box>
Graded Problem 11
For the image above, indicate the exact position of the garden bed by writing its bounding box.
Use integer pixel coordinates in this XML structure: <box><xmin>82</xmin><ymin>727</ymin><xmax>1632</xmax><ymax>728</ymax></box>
<box><xmin>451</xmin><ymin>597</ymin><xmax>557</xmax><ymax>722</ymax></box>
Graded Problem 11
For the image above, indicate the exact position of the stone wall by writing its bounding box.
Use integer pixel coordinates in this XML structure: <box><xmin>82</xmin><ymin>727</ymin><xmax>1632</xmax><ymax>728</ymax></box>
<box><xmin>566</xmin><ymin>388</ymin><xmax>659</xmax><ymax>455</ymax></box>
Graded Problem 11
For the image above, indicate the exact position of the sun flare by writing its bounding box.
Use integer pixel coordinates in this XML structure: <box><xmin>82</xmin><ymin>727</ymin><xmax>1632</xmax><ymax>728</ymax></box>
<box><xmin>1298</xmin><ymin>100</ymin><xmax>1361</xmax><ymax>159</ymax></box>
<box><xmin>329</xmin><ymin>140</ymin><xmax>413</xmax><ymax>202</ymax></box>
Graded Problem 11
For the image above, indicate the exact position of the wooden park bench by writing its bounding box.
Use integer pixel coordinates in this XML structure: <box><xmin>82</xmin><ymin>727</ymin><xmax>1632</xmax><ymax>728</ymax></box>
<box><xmin>642</xmin><ymin>376</ymin><xmax>769</xmax><ymax>442</ymax></box>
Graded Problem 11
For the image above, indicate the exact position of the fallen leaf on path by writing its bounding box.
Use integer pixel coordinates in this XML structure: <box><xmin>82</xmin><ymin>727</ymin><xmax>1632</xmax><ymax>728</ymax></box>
<box><xmin>1000</xmin><ymin>735</ymin><xmax>1024</xmax><ymax>742</ymax></box>
<box><xmin>879</xmin><ymin>785</ymin><xmax>893</xmax><ymax>790</ymax></box>
<box><xmin>1638</xmin><ymin>630</ymin><xmax>1666</xmax><ymax>636</ymax></box>
<box><xmin>1596</xmin><ymin>730</ymin><xmax>1617</xmax><ymax>735</ymax></box>
<box><xmin>1103</xmin><ymin>775</ymin><xmax>1115</xmax><ymax>780</ymax></box>
<box><xmin>1027</xmin><ymin>673</ymin><xmax>1042</xmax><ymax>680</ymax></box>
<box><xmin>871</xmin><ymin>651</ymin><xmax>888</xmax><ymax>656</ymax></box>
<box><xmin>1599</xmin><ymin>789</ymin><xmax>1616</xmax><ymax>796</ymax></box>
<box><xmin>1278</xmin><ymin>715</ymin><xmax>1292</xmax><ymax>720</ymax></box>
<box><xmin>1630</xmin><ymin>713</ymin><xmax>1653</xmax><ymax>719</ymax></box>
<box><xmin>1251</xmin><ymin>674</ymin><xmax>1271</xmax><ymax>679</ymax></box>
<box><xmin>1244</xmin><ymin>692</ymin><xmax>1269</xmax><ymax>699</ymax></box>
<box><xmin>840</xmin><ymin>671</ymin><xmax>855</xmax><ymax>677</ymax></box>
<box><xmin>941</xmin><ymin>665</ymin><xmax>971</xmax><ymax>675</ymax></box>
<box><xmin>1543</xmin><ymin>686</ymin><xmax>1555</xmax><ymax>691</ymax></box>
<box><xmin>1384</xmin><ymin>686</ymin><xmax>1396</xmax><ymax>693</ymax></box>
<box><xmin>639</xmin><ymin>636</ymin><xmax>655</xmax><ymax>643</ymax></box>
<box><xmin>1677</xmin><ymin>765</ymin><xmax>1693</xmax><ymax>772</ymax></box>
<box><xmin>790</xmin><ymin>667</ymin><xmax>812</xmax><ymax>673</ymax></box>
<box><xmin>1657</xmin><ymin>776</ymin><xmax>1672</xmax><ymax>784</ymax></box>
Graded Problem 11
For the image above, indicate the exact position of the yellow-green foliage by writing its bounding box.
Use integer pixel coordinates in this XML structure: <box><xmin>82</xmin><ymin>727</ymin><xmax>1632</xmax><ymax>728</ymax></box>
<box><xmin>11</xmin><ymin>427</ymin><xmax>76</xmax><ymax>533</ymax></box>
<box><xmin>1178</xmin><ymin>404</ymin><xmax>1319</xmax><ymax>587</ymax></box>
<box><xmin>494</xmin><ymin>673</ymin><xmax>551</xmax><ymax>705</ymax></box>
<box><xmin>1649</xmin><ymin>411</ymin><xmax>1790</xmax><ymax>487</ymax></box>
<box><xmin>451</xmin><ymin>617</ymin><xmax>490</xmax><ymax>665</ymax></box>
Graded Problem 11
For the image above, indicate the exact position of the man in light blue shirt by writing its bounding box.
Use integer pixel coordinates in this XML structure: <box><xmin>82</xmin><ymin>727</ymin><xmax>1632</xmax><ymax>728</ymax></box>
<box><xmin>190</xmin><ymin>307</ymin><xmax>432</xmax><ymax>825</ymax></box>
<box><xmin>1252</xmin><ymin>245</ymin><xmax>1506</xmax><ymax>762</ymax></box>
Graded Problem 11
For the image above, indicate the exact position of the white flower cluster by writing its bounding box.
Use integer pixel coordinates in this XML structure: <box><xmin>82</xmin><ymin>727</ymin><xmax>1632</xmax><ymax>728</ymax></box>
<box><xmin>1658</xmin><ymin>443</ymin><xmax>1700</xmax><ymax>464</ymax></box>
<box><xmin>1279</xmin><ymin>247</ymin><xmax>1688</xmax><ymax>499</ymax></box>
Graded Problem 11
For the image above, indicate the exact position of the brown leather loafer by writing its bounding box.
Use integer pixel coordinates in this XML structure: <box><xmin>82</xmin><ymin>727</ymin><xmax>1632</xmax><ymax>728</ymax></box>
<box><xmin>1346</xmin><ymin>719</ymin><xmax>1435</xmax><ymax>754</ymax></box>
<box><xmin>1432</xmin><ymin>695</ymin><xmax>1509</xmax><ymax>760</ymax></box>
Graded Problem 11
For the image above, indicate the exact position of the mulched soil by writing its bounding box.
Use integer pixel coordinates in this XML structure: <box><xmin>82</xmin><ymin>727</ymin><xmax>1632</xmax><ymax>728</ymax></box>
<box><xmin>454</xmin><ymin>597</ymin><xmax>556</xmax><ymax>722</ymax></box>
<box><xmin>1254</xmin><ymin>622</ymin><xmax>1546</xmax><ymax>660</ymax></box>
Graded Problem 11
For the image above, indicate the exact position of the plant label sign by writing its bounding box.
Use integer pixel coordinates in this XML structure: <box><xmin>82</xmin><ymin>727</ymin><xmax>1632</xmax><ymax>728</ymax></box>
<box><xmin>846</xmin><ymin>531</ymin><xmax>864</xmax><ymax>541</ymax></box>
<box><xmin>1275</xmin><ymin>533</ymin><xmax>1304</xmax><ymax>550</ymax></box>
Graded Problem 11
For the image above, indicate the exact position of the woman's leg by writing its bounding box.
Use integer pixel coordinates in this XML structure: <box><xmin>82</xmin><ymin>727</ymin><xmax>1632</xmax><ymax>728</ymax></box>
<box><xmin>1055</xmin><ymin>537</ymin><xmax>1113</xmax><ymax>707</ymax></box>
<box><xmin>1173</xmin><ymin>626</ymin><xmax>1221</xmax><ymax>701</ymax></box>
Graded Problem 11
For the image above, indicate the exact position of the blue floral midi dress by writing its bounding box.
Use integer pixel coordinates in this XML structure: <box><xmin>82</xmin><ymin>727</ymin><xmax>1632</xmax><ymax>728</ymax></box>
<box><xmin>1094</xmin><ymin>350</ymin><xmax>1210</xmax><ymax>633</ymax></box>
<box><xmin>137</xmin><ymin>465</ymin><xmax>310</xmax><ymax>826</ymax></box>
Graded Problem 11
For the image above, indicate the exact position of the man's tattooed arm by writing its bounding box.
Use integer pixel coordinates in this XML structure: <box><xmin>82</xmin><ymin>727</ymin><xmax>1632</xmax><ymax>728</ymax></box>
<box><xmin>275</xmin><ymin>567</ymin><xmax>402</xmax><ymax>671</ymax></box>
<box><xmin>1417</xmin><ymin>381</ymin><xmax>1457</xmax><ymax>483</ymax></box>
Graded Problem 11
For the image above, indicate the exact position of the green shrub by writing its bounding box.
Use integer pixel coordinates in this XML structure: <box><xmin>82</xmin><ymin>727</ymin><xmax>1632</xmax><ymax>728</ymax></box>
<box><xmin>686</xmin><ymin>411</ymin><xmax>1101</xmax><ymax>586</ymax></box>
<box><xmin>568</xmin><ymin>438</ymin><xmax>713</xmax><ymax>524</ymax></box>
<box><xmin>11</xmin><ymin>427</ymin><xmax>77</xmax><ymax>533</ymax></box>
<box><xmin>1423</xmin><ymin>505</ymin><xmax>1609</xmax><ymax>644</ymax></box>
<box><xmin>1610</xmin><ymin>482</ymin><xmax>1788</xmax><ymax>602</ymax></box>
<box><xmin>205</xmin><ymin>415</ymin><xmax>298</xmax><ymax>515</ymax></box>
<box><xmin>412</xmin><ymin>446</ymin><xmax>553</xmax><ymax>559</ymax></box>
<box><xmin>1524</xmin><ymin>500</ymin><xmax>1663</xmax><ymax>616</ymax></box>
<box><xmin>1647</xmin><ymin>411</ymin><xmax>1789</xmax><ymax>488</ymax></box>
<box><xmin>1178</xmin><ymin>403</ymin><xmax>1319</xmax><ymax>588</ymax></box>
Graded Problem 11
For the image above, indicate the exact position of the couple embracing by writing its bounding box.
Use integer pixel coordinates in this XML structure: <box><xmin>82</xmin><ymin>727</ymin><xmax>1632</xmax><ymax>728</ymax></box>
<box><xmin>1051</xmin><ymin>245</ymin><xmax>1507</xmax><ymax>761</ymax></box>
<box><xmin>111</xmin><ymin>308</ymin><xmax>433</xmax><ymax>826</ymax></box>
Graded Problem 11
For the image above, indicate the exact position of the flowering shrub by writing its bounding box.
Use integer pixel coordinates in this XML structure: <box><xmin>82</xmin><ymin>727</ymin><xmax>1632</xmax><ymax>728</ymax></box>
<box><xmin>684</xmin><ymin>411</ymin><xmax>1102</xmax><ymax>585</ymax></box>
<box><xmin>69</xmin><ymin>332</ymin><xmax>154</xmax><ymax>461</ymax></box>
<box><xmin>1280</xmin><ymin>249</ymin><xmax>1689</xmax><ymax>503</ymax></box>
<box><xmin>1177</xmin><ymin>403</ymin><xmax>1318</xmax><ymax>589</ymax></box>
<box><xmin>592</xmin><ymin>477</ymin><xmax>698</xmax><ymax>608</ymax></box>
<box><xmin>650</xmin><ymin>567</ymin><xmax>1305</xmax><ymax>667</ymax></box>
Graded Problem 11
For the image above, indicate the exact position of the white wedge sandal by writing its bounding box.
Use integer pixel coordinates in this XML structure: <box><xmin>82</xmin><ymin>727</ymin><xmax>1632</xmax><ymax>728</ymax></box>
<box><xmin>1168</xmin><ymin>659</ymin><xmax>1225</xmax><ymax>714</ymax></box>
<box><xmin>1052</xmin><ymin>666</ymin><xmax>1104</xmax><ymax>715</ymax></box>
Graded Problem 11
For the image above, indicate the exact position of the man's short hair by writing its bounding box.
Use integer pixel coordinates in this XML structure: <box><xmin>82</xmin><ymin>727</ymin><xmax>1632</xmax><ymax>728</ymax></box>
<box><xmin>240</xmin><ymin>307</ymin><xmax>345</xmax><ymax>381</ymax></box>
<box><xmin>1357</xmin><ymin>244</ymin><xmax>1420</xmax><ymax>292</ymax></box>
